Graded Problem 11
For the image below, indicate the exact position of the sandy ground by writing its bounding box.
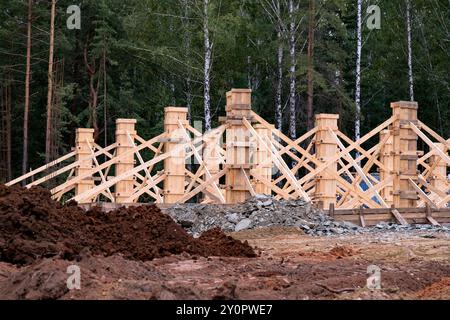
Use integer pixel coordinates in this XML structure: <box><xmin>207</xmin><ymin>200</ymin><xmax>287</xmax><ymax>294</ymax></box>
<box><xmin>0</xmin><ymin>227</ymin><xmax>449</xmax><ymax>300</ymax></box>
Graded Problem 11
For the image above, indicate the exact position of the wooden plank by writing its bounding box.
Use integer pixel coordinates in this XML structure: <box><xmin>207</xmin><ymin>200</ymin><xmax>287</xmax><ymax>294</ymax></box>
<box><xmin>408</xmin><ymin>178</ymin><xmax>437</xmax><ymax>208</ymax></box>
<box><xmin>391</xmin><ymin>208</ymin><xmax>408</xmax><ymax>225</ymax></box>
<box><xmin>410</xmin><ymin>122</ymin><xmax>450</xmax><ymax>165</ymax></box>
<box><xmin>359</xmin><ymin>207</ymin><xmax>366</xmax><ymax>227</ymax></box>
<box><xmin>177</xmin><ymin>167</ymin><xmax>228</xmax><ymax>203</ymax></box>
<box><xmin>330</xmin><ymin>129</ymin><xmax>388</xmax><ymax>208</ymax></box>
<box><xmin>418</xmin><ymin>120</ymin><xmax>450</xmax><ymax>148</ymax></box>
<box><xmin>426</xmin><ymin>204</ymin><xmax>440</xmax><ymax>226</ymax></box>
<box><xmin>243</xmin><ymin>117</ymin><xmax>310</xmax><ymax>201</ymax></box>
<box><xmin>177</xmin><ymin>120</ymin><xmax>226</xmax><ymax>203</ymax></box>
<box><xmin>5</xmin><ymin>150</ymin><xmax>77</xmax><ymax>186</ymax></box>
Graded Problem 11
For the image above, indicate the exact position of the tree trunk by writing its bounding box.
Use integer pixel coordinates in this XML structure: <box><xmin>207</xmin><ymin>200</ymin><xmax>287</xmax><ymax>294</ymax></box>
<box><xmin>183</xmin><ymin>0</ymin><xmax>193</xmax><ymax>122</ymax></box>
<box><xmin>406</xmin><ymin>0</ymin><xmax>414</xmax><ymax>101</ymax></box>
<box><xmin>355</xmin><ymin>0</ymin><xmax>362</xmax><ymax>143</ymax></box>
<box><xmin>203</xmin><ymin>0</ymin><xmax>212</xmax><ymax>131</ymax></box>
<box><xmin>45</xmin><ymin>0</ymin><xmax>56</xmax><ymax>163</ymax></box>
<box><xmin>23</xmin><ymin>0</ymin><xmax>32</xmax><ymax>175</ymax></box>
<box><xmin>84</xmin><ymin>47</ymin><xmax>100</xmax><ymax>141</ymax></box>
<box><xmin>288</xmin><ymin>0</ymin><xmax>297</xmax><ymax>141</ymax></box>
<box><xmin>306</xmin><ymin>0</ymin><xmax>315</xmax><ymax>132</ymax></box>
<box><xmin>103</xmin><ymin>47</ymin><xmax>108</xmax><ymax>148</ymax></box>
<box><xmin>275</xmin><ymin>35</ymin><xmax>283</xmax><ymax>132</ymax></box>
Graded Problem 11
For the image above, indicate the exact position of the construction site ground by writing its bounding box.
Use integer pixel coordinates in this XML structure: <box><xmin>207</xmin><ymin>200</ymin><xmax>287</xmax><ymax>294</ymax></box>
<box><xmin>1</xmin><ymin>227</ymin><xmax>449</xmax><ymax>300</ymax></box>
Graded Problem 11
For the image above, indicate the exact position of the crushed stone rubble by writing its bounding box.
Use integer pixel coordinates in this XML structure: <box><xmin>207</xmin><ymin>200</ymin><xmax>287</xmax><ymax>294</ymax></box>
<box><xmin>165</xmin><ymin>195</ymin><xmax>450</xmax><ymax>236</ymax></box>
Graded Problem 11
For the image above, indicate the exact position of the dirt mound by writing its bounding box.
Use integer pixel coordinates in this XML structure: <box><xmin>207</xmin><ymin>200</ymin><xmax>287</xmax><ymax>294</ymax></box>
<box><xmin>415</xmin><ymin>277</ymin><xmax>450</xmax><ymax>300</ymax></box>
<box><xmin>328</xmin><ymin>245</ymin><xmax>356</xmax><ymax>259</ymax></box>
<box><xmin>0</xmin><ymin>185</ymin><xmax>255</xmax><ymax>265</ymax></box>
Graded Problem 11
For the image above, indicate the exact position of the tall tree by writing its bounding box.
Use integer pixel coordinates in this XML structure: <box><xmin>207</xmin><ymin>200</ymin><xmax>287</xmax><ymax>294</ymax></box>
<box><xmin>306</xmin><ymin>0</ymin><xmax>315</xmax><ymax>132</ymax></box>
<box><xmin>405</xmin><ymin>0</ymin><xmax>414</xmax><ymax>101</ymax></box>
<box><xmin>288</xmin><ymin>0</ymin><xmax>297</xmax><ymax>140</ymax></box>
<box><xmin>354</xmin><ymin>0</ymin><xmax>362</xmax><ymax>143</ymax></box>
<box><xmin>45</xmin><ymin>0</ymin><xmax>56</xmax><ymax>163</ymax></box>
<box><xmin>203</xmin><ymin>0</ymin><xmax>212</xmax><ymax>131</ymax></box>
<box><xmin>23</xmin><ymin>0</ymin><xmax>32</xmax><ymax>175</ymax></box>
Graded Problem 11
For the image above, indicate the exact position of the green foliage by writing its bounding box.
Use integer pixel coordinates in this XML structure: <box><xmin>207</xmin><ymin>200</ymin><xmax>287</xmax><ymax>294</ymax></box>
<box><xmin>0</xmin><ymin>0</ymin><xmax>448</xmax><ymax>176</ymax></box>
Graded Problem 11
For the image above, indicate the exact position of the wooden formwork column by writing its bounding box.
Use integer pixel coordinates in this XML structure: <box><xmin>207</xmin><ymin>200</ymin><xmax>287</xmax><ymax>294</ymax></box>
<box><xmin>314</xmin><ymin>114</ymin><xmax>339</xmax><ymax>209</ymax></box>
<box><xmin>429</xmin><ymin>143</ymin><xmax>447</xmax><ymax>190</ymax></box>
<box><xmin>379</xmin><ymin>129</ymin><xmax>394</xmax><ymax>206</ymax></box>
<box><xmin>225</xmin><ymin>89</ymin><xmax>253</xmax><ymax>203</ymax></box>
<box><xmin>115</xmin><ymin>119</ymin><xmax>137</xmax><ymax>203</ymax></box>
<box><xmin>253</xmin><ymin>124</ymin><xmax>272</xmax><ymax>195</ymax></box>
<box><xmin>163</xmin><ymin>107</ymin><xmax>188</xmax><ymax>203</ymax></box>
<box><xmin>203</xmin><ymin>133</ymin><xmax>222</xmax><ymax>201</ymax></box>
<box><xmin>75</xmin><ymin>128</ymin><xmax>95</xmax><ymax>204</ymax></box>
<box><xmin>391</xmin><ymin>101</ymin><xmax>419</xmax><ymax>208</ymax></box>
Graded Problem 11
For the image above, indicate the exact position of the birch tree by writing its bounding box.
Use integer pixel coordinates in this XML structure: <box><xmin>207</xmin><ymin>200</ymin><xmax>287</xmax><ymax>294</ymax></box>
<box><xmin>405</xmin><ymin>0</ymin><xmax>414</xmax><ymax>101</ymax></box>
<box><xmin>203</xmin><ymin>0</ymin><xmax>212</xmax><ymax>131</ymax></box>
<box><xmin>261</xmin><ymin>0</ymin><xmax>284</xmax><ymax>131</ymax></box>
<box><xmin>306</xmin><ymin>0</ymin><xmax>315</xmax><ymax>132</ymax></box>
<box><xmin>354</xmin><ymin>0</ymin><xmax>362</xmax><ymax>143</ymax></box>
<box><xmin>288</xmin><ymin>0</ymin><xmax>297</xmax><ymax>141</ymax></box>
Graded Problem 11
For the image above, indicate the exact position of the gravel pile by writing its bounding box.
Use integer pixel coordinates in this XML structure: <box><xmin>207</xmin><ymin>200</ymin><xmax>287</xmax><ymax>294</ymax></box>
<box><xmin>165</xmin><ymin>195</ymin><xmax>364</xmax><ymax>236</ymax></box>
<box><xmin>165</xmin><ymin>195</ymin><xmax>450</xmax><ymax>236</ymax></box>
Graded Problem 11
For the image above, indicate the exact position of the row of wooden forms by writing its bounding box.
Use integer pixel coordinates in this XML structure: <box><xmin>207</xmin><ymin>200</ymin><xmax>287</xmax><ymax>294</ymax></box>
<box><xmin>6</xmin><ymin>89</ymin><xmax>449</xmax><ymax>215</ymax></box>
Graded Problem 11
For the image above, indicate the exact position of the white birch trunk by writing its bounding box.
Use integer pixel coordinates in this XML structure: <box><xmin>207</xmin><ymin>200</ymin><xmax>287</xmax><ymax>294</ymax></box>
<box><xmin>275</xmin><ymin>36</ymin><xmax>283</xmax><ymax>132</ymax></box>
<box><xmin>182</xmin><ymin>0</ymin><xmax>192</xmax><ymax>121</ymax></box>
<box><xmin>355</xmin><ymin>0</ymin><xmax>362</xmax><ymax>143</ymax></box>
<box><xmin>406</xmin><ymin>0</ymin><xmax>414</xmax><ymax>101</ymax></box>
<box><xmin>203</xmin><ymin>0</ymin><xmax>212</xmax><ymax>131</ymax></box>
<box><xmin>288</xmin><ymin>0</ymin><xmax>297</xmax><ymax>141</ymax></box>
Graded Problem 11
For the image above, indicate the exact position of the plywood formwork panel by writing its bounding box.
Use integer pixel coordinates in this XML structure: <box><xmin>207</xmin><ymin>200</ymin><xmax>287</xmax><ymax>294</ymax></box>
<box><xmin>75</xmin><ymin>128</ymin><xmax>95</xmax><ymax>204</ymax></box>
<box><xmin>379</xmin><ymin>129</ymin><xmax>394</xmax><ymax>206</ymax></box>
<box><xmin>391</xmin><ymin>101</ymin><xmax>419</xmax><ymax>208</ymax></box>
<box><xmin>314</xmin><ymin>114</ymin><xmax>339</xmax><ymax>209</ymax></box>
<box><xmin>225</xmin><ymin>89</ymin><xmax>252</xmax><ymax>203</ymax></box>
<box><xmin>115</xmin><ymin>119</ymin><xmax>137</xmax><ymax>203</ymax></box>
<box><xmin>253</xmin><ymin>124</ymin><xmax>272</xmax><ymax>195</ymax></box>
<box><xmin>163</xmin><ymin>107</ymin><xmax>188</xmax><ymax>203</ymax></box>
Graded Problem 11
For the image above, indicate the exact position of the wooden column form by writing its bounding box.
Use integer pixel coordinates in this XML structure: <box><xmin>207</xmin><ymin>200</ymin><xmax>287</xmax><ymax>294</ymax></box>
<box><xmin>314</xmin><ymin>114</ymin><xmax>339</xmax><ymax>209</ymax></box>
<box><xmin>253</xmin><ymin>123</ymin><xmax>272</xmax><ymax>195</ymax></box>
<box><xmin>379</xmin><ymin>129</ymin><xmax>394</xmax><ymax>206</ymax></box>
<box><xmin>75</xmin><ymin>128</ymin><xmax>95</xmax><ymax>204</ymax></box>
<box><xmin>225</xmin><ymin>89</ymin><xmax>253</xmax><ymax>203</ymax></box>
<box><xmin>163</xmin><ymin>107</ymin><xmax>188</xmax><ymax>203</ymax></box>
<box><xmin>203</xmin><ymin>132</ymin><xmax>222</xmax><ymax>201</ymax></box>
<box><xmin>115</xmin><ymin>119</ymin><xmax>137</xmax><ymax>203</ymax></box>
<box><xmin>429</xmin><ymin>143</ymin><xmax>447</xmax><ymax>190</ymax></box>
<box><xmin>391</xmin><ymin>101</ymin><xmax>419</xmax><ymax>208</ymax></box>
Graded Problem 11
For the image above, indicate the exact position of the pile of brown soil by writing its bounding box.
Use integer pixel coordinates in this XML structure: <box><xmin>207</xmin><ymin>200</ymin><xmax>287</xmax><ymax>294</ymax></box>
<box><xmin>0</xmin><ymin>185</ymin><xmax>255</xmax><ymax>265</ymax></box>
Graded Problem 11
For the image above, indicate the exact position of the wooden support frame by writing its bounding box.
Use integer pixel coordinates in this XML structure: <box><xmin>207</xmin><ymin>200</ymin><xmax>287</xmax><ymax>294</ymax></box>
<box><xmin>5</xmin><ymin>87</ymin><xmax>448</xmax><ymax>211</ymax></box>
